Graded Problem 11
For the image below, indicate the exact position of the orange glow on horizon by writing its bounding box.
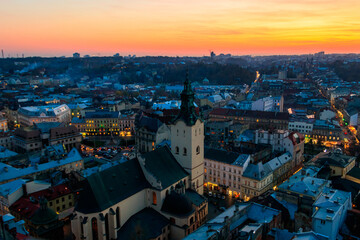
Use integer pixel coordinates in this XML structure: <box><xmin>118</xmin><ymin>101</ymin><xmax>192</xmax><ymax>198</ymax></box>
<box><xmin>1</xmin><ymin>0</ymin><xmax>360</xmax><ymax>57</ymax></box>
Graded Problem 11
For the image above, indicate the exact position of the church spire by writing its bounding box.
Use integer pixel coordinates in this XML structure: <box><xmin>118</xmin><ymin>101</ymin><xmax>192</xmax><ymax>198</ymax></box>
<box><xmin>174</xmin><ymin>72</ymin><xmax>198</xmax><ymax>126</ymax></box>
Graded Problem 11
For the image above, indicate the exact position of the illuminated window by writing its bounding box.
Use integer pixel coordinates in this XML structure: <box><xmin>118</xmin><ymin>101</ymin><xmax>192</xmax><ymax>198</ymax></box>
<box><xmin>92</xmin><ymin>218</ymin><xmax>98</xmax><ymax>240</ymax></box>
<box><xmin>152</xmin><ymin>192</ymin><xmax>157</xmax><ymax>205</ymax></box>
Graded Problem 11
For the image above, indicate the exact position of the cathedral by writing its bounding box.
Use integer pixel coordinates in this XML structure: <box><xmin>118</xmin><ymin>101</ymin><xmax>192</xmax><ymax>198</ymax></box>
<box><xmin>71</xmin><ymin>76</ymin><xmax>208</xmax><ymax>240</ymax></box>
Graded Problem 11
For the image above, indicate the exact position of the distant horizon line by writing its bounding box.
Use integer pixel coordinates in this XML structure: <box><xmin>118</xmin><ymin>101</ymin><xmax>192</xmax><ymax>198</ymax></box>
<box><xmin>1</xmin><ymin>51</ymin><xmax>360</xmax><ymax>59</ymax></box>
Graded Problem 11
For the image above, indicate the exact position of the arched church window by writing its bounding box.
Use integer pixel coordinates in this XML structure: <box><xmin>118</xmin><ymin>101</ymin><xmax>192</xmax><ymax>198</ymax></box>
<box><xmin>196</xmin><ymin>146</ymin><xmax>200</xmax><ymax>155</ymax></box>
<box><xmin>195</xmin><ymin>129</ymin><xmax>197</xmax><ymax>136</ymax></box>
<box><xmin>80</xmin><ymin>217</ymin><xmax>84</xmax><ymax>236</ymax></box>
<box><xmin>175</xmin><ymin>146</ymin><xmax>179</xmax><ymax>154</ymax></box>
<box><xmin>183</xmin><ymin>148</ymin><xmax>187</xmax><ymax>156</ymax></box>
<box><xmin>116</xmin><ymin>207</ymin><xmax>120</xmax><ymax>228</ymax></box>
<box><xmin>105</xmin><ymin>213</ymin><xmax>110</xmax><ymax>240</ymax></box>
<box><xmin>91</xmin><ymin>217</ymin><xmax>98</xmax><ymax>240</ymax></box>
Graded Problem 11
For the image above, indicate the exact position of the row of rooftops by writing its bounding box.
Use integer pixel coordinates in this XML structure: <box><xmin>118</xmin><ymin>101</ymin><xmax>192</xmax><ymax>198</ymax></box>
<box><xmin>0</xmin><ymin>148</ymin><xmax>83</xmax><ymax>184</ymax></box>
<box><xmin>209</xmin><ymin>108</ymin><xmax>290</xmax><ymax>120</ymax></box>
<box><xmin>183</xmin><ymin>202</ymin><xmax>281</xmax><ymax>240</ymax></box>
<box><xmin>14</xmin><ymin>123</ymin><xmax>78</xmax><ymax>140</ymax></box>
<box><xmin>312</xmin><ymin>187</ymin><xmax>352</xmax><ymax>221</ymax></box>
<box><xmin>278</xmin><ymin>166</ymin><xmax>328</xmax><ymax>198</ymax></box>
<box><xmin>204</xmin><ymin>147</ymin><xmax>294</xmax><ymax>181</ymax></box>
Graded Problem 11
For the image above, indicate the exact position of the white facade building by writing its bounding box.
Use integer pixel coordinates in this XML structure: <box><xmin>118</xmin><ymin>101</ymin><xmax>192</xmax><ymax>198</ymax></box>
<box><xmin>252</xmin><ymin>97</ymin><xmax>274</xmax><ymax>112</ymax></box>
<box><xmin>288</xmin><ymin>120</ymin><xmax>314</xmax><ymax>135</ymax></box>
<box><xmin>18</xmin><ymin>104</ymin><xmax>71</xmax><ymax>127</ymax></box>
<box><xmin>255</xmin><ymin>129</ymin><xmax>290</xmax><ymax>152</ymax></box>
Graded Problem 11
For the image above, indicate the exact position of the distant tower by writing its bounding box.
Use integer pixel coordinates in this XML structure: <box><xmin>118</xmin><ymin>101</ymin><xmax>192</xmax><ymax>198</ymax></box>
<box><xmin>1</xmin><ymin>49</ymin><xmax>4</xmax><ymax>59</ymax></box>
<box><xmin>278</xmin><ymin>70</ymin><xmax>287</xmax><ymax>80</ymax></box>
<box><xmin>171</xmin><ymin>73</ymin><xmax>204</xmax><ymax>194</ymax></box>
<box><xmin>73</xmin><ymin>52</ymin><xmax>80</xmax><ymax>58</ymax></box>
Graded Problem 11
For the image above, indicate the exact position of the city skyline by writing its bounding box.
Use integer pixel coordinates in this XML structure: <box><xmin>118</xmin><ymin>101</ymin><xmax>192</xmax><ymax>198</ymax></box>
<box><xmin>1</xmin><ymin>0</ymin><xmax>360</xmax><ymax>57</ymax></box>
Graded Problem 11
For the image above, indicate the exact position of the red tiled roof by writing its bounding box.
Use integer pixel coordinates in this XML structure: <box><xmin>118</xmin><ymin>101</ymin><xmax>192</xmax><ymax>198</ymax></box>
<box><xmin>11</xmin><ymin>198</ymin><xmax>39</xmax><ymax>220</ymax></box>
<box><xmin>288</xmin><ymin>132</ymin><xmax>305</xmax><ymax>145</ymax></box>
<box><xmin>30</xmin><ymin>184</ymin><xmax>72</xmax><ymax>201</ymax></box>
<box><xmin>10</xmin><ymin>184</ymin><xmax>72</xmax><ymax>220</ymax></box>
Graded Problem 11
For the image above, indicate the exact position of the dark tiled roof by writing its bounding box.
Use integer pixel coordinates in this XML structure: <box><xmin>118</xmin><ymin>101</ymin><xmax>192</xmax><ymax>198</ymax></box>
<box><xmin>14</xmin><ymin>128</ymin><xmax>41</xmax><ymax>139</ymax></box>
<box><xmin>314</xmin><ymin>152</ymin><xmax>355</xmax><ymax>168</ymax></box>
<box><xmin>85</xmin><ymin>111</ymin><xmax>119</xmax><ymax>119</ymax></box>
<box><xmin>71</xmin><ymin>117</ymin><xmax>85</xmax><ymax>124</ymax></box>
<box><xmin>161</xmin><ymin>191</ymin><xmax>194</xmax><ymax>216</ymax></box>
<box><xmin>242</xmin><ymin>163</ymin><xmax>270</xmax><ymax>180</ymax></box>
<box><xmin>50</xmin><ymin>126</ymin><xmax>78</xmax><ymax>138</ymax></box>
<box><xmin>204</xmin><ymin>148</ymin><xmax>241</xmax><ymax>164</ymax></box>
<box><xmin>117</xmin><ymin>207</ymin><xmax>169</xmax><ymax>240</ymax></box>
<box><xmin>185</xmin><ymin>189</ymin><xmax>206</xmax><ymax>207</ymax></box>
<box><xmin>30</xmin><ymin>199</ymin><xmax>58</xmax><ymax>225</ymax></box>
<box><xmin>137</xmin><ymin>116</ymin><xmax>162</xmax><ymax>132</ymax></box>
<box><xmin>34</xmin><ymin>122</ymin><xmax>63</xmax><ymax>133</ymax></box>
<box><xmin>75</xmin><ymin>159</ymin><xmax>151</xmax><ymax>214</ymax></box>
<box><xmin>142</xmin><ymin>146</ymin><xmax>188</xmax><ymax>189</ymax></box>
<box><xmin>210</xmin><ymin>108</ymin><xmax>290</xmax><ymax>120</ymax></box>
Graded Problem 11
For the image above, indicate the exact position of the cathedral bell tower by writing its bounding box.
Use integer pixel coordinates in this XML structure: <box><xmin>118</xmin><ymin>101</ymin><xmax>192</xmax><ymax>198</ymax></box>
<box><xmin>171</xmin><ymin>73</ymin><xmax>204</xmax><ymax>194</ymax></box>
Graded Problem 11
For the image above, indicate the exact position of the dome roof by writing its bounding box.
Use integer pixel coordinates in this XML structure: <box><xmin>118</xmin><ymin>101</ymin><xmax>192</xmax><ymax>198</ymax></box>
<box><xmin>161</xmin><ymin>191</ymin><xmax>193</xmax><ymax>216</ymax></box>
<box><xmin>30</xmin><ymin>198</ymin><xmax>58</xmax><ymax>225</ymax></box>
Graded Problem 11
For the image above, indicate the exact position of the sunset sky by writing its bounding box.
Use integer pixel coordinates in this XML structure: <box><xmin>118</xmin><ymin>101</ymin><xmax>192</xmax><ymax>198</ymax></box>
<box><xmin>1</xmin><ymin>0</ymin><xmax>360</xmax><ymax>57</ymax></box>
